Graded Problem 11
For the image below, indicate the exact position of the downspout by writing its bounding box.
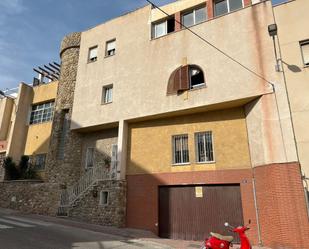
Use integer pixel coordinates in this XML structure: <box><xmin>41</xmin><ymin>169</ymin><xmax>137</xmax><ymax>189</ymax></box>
<box><xmin>252</xmin><ymin>174</ymin><xmax>263</xmax><ymax>246</ymax></box>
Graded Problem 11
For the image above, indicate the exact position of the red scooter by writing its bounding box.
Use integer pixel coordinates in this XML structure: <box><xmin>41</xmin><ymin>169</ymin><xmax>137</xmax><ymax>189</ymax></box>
<box><xmin>202</xmin><ymin>220</ymin><xmax>252</xmax><ymax>249</ymax></box>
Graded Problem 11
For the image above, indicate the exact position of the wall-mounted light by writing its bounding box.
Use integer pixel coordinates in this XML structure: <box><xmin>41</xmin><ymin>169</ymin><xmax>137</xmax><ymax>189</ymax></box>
<box><xmin>268</xmin><ymin>24</ymin><xmax>280</xmax><ymax>72</ymax></box>
<box><xmin>268</xmin><ymin>24</ymin><xmax>278</xmax><ymax>37</ymax></box>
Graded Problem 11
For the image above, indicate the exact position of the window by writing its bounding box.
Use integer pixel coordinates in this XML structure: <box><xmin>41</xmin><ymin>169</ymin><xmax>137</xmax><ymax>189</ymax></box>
<box><xmin>33</xmin><ymin>154</ymin><xmax>46</xmax><ymax>170</ymax></box>
<box><xmin>86</xmin><ymin>148</ymin><xmax>95</xmax><ymax>168</ymax></box>
<box><xmin>152</xmin><ymin>17</ymin><xmax>175</xmax><ymax>38</ymax></box>
<box><xmin>30</xmin><ymin>101</ymin><xmax>55</xmax><ymax>125</ymax></box>
<box><xmin>99</xmin><ymin>191</ymin><xmax>109</xmax><ymax>206</ymax></box>
<box><xmin>300</xmin><ymin>40</ymin><xmax>309</xmax><ymax>66</ymax></box>
<box><xmin>214</xmin><ymin>0</ymin><xmax>243</xmax><ymax>17</ymax></box>
<box><xmin>195</xmin><ymin>131</ymin><xmax>214</xmax><ymax>163</ymax></box>
<box><xmin>106</xmin><ymin>39</ymin><xmax>116</xmax><ymax>57</ymax></box>
<box><xmin>182</xmin><ymin>5</ymin><xmax>207</xmax><ymax>27</ymax></box>
<box><xmin>102</xmin><ymin>85</ymin><xmax>113</xmax><ymax>104</ymax></box>
<box><xmin>167</xmin><ymin>64</ymin><xmax>205</xmax><ymax>95</ymax></box>
<box><xmin>88</xmin><ymin>46</ymin><xmax>98</xmax><ymax>62</ymax></box>
<box><xmin>190</xmin><ymin>66</ymin><xmax>205</xmax><ymax>89</ymax></box>
<box><xmin>172</xmin><ymin>134</ymin><xmax>189</xmax><ymax>164</ymax></box>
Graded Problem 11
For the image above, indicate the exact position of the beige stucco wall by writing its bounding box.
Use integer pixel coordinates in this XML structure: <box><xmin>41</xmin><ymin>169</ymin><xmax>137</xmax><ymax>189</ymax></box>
<box><xmin>81</xmin><ymin>128</ymin><xmax>118</xmax><ymax>172</ymax></box>
<box><xmin>24</xmin><ymin>123</ymin><xmax>53</xmax><ymax>155</ymax></box>
<box><xmin>127</xmin><ymin>107</ymin><xmax>251</xmax><ymax>175</ymax></box>
<box><xmin>0</xmin><ymin>97</ymin><xmax>14</xmax><ymax>141</ymax></box>
<box><xmin>6</xmin><ymin>83</ymin><xmax>33</xmax><ymax>161</ymax></box>
<box><xmin>274</xmin><ymin>0</ymin><xmax>309</xmax><ymax>177</ymax></box>
<box><xmin>71</xmin><ymin>1</ymin><xmax>297</xmax><ymax>167</ymax></box>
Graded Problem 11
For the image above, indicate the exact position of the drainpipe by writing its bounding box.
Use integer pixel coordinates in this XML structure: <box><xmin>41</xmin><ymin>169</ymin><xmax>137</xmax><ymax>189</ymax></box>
<box><xmin>252</xmin><ymin>172</ymin><xmax>263</xmax><ymax>246</ymax></box>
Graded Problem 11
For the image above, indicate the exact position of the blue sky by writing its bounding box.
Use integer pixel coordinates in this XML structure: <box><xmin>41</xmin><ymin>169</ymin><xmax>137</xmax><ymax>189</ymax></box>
<box><xmin>0</xmin><ymin>0</ymin><xmax>287</xmax><ymax>90</ymax></box>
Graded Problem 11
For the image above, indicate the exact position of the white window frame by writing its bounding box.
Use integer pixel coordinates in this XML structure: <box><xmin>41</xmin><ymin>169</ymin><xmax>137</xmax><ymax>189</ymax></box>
<box><xmin>88</xmin><ymin>46</ymin><xmax>98</xmax><ymax>63</ymax></box>
<box><xmin>214</xmin><ymin>0</ymin><xmax>244</xmax><ymax>16</ymax></box>
<box><xmin>85</xmin><ymin>147</ymin><xmax>95</xmax><ymax>169</ymax></box>
<box><xmin>105</xmin><ymin>39</ymin><xmax>116</xmax><ymax>57</ymax></box>
<box><xmin>153</xmin><ymin>20</ymin><xmax>167</xmax><ymax>38</ymax></box>
<box><xmin>195</xmin><ymin>131</ymin><xmax>215</xmax><ymax>163</ymax></box>
<box><xmin>29</xmin><ymin>101</ymin><xmax>55</xmax><ymax>125</ymax></box>
<box><xmin>172</xmin><ymin>134</ymin><xmax>190</xmax><ymax>165</ymax></box>
<box><xmin>102</xmin><ymin>85</ymin><xmax>113</xmax><ymax>104</ymax></box>
<box><xmin>300</xmin><ymin>40</ymin><xmax>309</xmax><ymax>67</ymax></box>
<box><xmin>99</xmin><ymin>190</ymin><xmax>109</xmax><ymax>206</ymax></box>
<box><xmin>182</xmin><ymin>5</ymin><xmax>207</xmax><ymax>27</ymax></box>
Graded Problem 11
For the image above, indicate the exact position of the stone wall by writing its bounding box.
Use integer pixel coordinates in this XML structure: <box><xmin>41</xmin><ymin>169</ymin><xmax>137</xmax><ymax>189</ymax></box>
<box><xmin>46</xmin><ymin>32</ymin><xmax>83</xmax><ymax>186</ymax></box>
<box><xmin>68</xmin><ymin>180</ymin><xmax>126</xmax><ymax>227</ymax></box>
<box><xmin>81</xmin><ymin>128</ymin><xmax>118</xmax><ymax>174</ymax></box>
<box><xmin>0</xmin><ymin>152</ymin><xmax>5</xmax><ymax>181</ymax></box>
<box><xmin>0</xmin><ymin>181</ymin><xmax>61</xmax><ymax>215</ymax></box>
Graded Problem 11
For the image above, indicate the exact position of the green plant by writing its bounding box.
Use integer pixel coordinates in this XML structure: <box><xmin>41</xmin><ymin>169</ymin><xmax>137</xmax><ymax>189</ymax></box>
<box><xmin>19</xmin><ymin>155</ymin><xmax>30</xmax><ymax>179</ymax></box>
<box><xmin>23</xmin><ymin>164</ymin><xmax>38</xmax><ymax>180</ymax></box>
<box><xmin>104</xmin><ymin>157</ymin><xmax>111</xmax><ymax>167</ymax></box>
<box><xmin>3</xmin><ymin>157</ymin><xmax>19</xmax><ymax>180</ymax></box>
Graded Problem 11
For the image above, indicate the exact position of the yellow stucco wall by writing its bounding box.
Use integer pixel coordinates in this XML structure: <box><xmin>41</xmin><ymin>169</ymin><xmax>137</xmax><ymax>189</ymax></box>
<box><xmin>32</xmin><ymin>81</ymin><xmax>58</xmax><ymax>104</ymax></box>
<box><xmin>127</xmin><ymin>107</ymin><xmax>251</xmax><ymax>175</ymax></box>
<box><xmin>24</xmin><ymin>81</ymin><xmax>58</xmax><ymax>179</ymax></box>
<box><xmin>24</xmin><ymin>81</ymin><xmax>58</xmax><ymax>156</ymax></box>
<box><xmin>24</xmin><ymin>122</ymin><xmax>53</xmax><ymax>155</ymax></box>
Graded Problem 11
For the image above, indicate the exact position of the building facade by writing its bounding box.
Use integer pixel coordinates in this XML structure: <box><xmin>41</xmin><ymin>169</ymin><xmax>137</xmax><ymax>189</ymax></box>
<box><xmin>274</xmin><ymin>0</ymin><xmax>309</xmax><ymax>194</ymax></box>
<box><xmin>0</xmin><ymin>0</ymin><xmax>309</xmax><ymax>249</ymax></box>
<box><xmin>50</xmin><ymin>0</ymin><xmax>308</xmax><ymax>248</ymax></box>
<box><xmin>0</xmin><ymin>80</ymin><xmax>58</xmax><ymax>180</ymax></box>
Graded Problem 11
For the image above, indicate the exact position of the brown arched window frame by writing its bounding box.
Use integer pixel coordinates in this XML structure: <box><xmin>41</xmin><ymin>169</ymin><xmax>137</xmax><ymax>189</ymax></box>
<box><xmin>167</xmin><ymin>65</ymin><xmax>205</xmax><ymax>95</ymax></box>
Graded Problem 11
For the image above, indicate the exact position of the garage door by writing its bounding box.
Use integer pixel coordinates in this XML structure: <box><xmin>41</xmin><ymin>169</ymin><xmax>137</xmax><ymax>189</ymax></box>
<box><xmin>159</xmin><ymin>184</ymin><xmax>244</xmax><ymax>241</ymax></box>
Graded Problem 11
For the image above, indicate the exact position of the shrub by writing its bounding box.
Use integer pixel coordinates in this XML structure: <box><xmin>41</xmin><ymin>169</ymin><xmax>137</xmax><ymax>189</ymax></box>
<box><xmin>19</xmin><ymin>155</ymin><xmax>30</xmax><ymax>179</ymax></box>
<box><xmin>3</xmin><ymin>157</ymin><xmax>19</xmax><ymax>180</ymax></box>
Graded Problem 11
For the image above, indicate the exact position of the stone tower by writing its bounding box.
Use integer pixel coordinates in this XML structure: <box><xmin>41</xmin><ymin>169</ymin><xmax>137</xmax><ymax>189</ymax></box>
<box><xmin>46</xmin><ymin>32</ymin><xmax>83</xmax><ymax>186</ymax></box>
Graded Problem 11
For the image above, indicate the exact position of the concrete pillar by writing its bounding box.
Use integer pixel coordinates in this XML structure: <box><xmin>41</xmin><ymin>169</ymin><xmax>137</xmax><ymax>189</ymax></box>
<box><xmin>117</xmin><ymin>120</ymin><xmax>128</xmax><ymax>180</ymax></box>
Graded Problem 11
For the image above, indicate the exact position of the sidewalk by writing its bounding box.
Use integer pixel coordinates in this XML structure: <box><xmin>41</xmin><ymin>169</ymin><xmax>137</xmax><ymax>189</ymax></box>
<box><xmin>0</xmin><ymin>208</ymin><xmax>271</xmax><ymax>249</ymax></box>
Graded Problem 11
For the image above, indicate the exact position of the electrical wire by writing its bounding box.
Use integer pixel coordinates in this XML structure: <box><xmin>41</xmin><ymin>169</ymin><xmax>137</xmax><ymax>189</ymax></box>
<box><xmin>146</xmin><ymin>0</ymin><xmax>273</xmax><ymax>85</ymax></box>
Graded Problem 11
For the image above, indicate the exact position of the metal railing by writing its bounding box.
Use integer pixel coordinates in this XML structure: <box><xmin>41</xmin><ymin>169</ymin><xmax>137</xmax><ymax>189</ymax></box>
<box><xmin>59</xmin><ymin>165</ymin><xmax>116</xmax><ymax>208</ymax></box>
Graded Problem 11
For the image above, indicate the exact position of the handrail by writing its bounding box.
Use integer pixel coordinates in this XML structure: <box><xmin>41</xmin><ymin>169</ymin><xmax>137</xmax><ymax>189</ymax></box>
<box><xmin>59</xmin><ymin>164</ymin><xmax>116</xmax><ymax>208</ymax></box>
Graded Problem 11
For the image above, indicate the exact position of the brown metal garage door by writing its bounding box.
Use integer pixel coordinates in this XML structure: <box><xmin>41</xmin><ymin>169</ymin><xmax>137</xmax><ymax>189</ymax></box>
<box><xmin>159</xmin><ymin>184</ymin><xmax>244</xmax><ymax>241</ymax></box>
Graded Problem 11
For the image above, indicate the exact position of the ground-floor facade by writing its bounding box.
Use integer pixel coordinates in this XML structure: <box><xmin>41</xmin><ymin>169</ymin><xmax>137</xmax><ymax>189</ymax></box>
<box><xmin>1</xmin><ymin>106</ymin><xmax>309</xmax><ymax>249</ymax></box>
<box><xmin>126</xmin><ymin>163</ymin><xmax>309</xmax><ymax>249</ymax></box>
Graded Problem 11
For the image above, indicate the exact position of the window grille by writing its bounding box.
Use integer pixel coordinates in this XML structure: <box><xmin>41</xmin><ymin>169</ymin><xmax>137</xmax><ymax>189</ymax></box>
<box><xmin>33</xmin><ymin>154</ymin><xmax>46</xmax><ymax>170</ymax></box>
<box><xmin>30</xmin><ymin>101</ymin><xmax>54</xmax><ymax>125</ymax></box>
<box><xmin>195</xmin><ymin>131</ymin><xmax>214</xmax><ymax>163</ymax></box>
<box><xmin>172</xmin><ymin>134</ymin><xmax>189</xmax><ymax>164</ymax></box>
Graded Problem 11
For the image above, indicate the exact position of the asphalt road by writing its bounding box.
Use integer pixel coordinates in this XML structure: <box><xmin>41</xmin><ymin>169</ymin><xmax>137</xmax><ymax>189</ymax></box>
<box><xmin>0</xmin><ymin>211</ymin><xmax>172</xmax><ymax>249</ymax></box>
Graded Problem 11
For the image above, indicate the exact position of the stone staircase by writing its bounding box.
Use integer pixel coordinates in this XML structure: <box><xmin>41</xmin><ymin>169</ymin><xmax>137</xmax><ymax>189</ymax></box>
<box><xmin>57</xmin><ymin>164</ymin><xmax>117</xmax><ymax>217</ymax></box>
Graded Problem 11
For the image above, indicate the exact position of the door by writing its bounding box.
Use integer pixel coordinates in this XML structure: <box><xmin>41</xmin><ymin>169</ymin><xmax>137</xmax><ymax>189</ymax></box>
<box><xmin>159</xmin><ymin>184</ymin><xmax>244</xmax><ymax>241</ymax></box>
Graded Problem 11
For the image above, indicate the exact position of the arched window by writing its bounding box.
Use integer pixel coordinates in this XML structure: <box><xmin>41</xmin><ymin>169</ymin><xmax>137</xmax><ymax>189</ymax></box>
<box><xmin>167</xmin><ymin>65</ymin><xmax>205</xmax><ymax>95</ymax></box>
